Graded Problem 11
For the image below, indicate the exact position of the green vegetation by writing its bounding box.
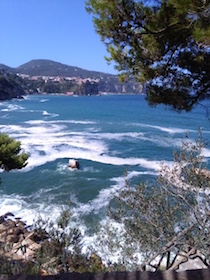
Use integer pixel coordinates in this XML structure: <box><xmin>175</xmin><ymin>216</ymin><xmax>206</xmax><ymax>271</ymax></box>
<box><xmin>0</xmin><ymin>133</ymin><xmax>28</xmax><ymax>172</ymax></box>
<box><xmin>32</xmin><ymin>208</ymin><xmax>107</xmax><ymax>274</ymax></box>
<box><xmin>17</xmin><ymin>59</ymin><xmax>113</xmax><ymax>79</ymax></box>
<box><xmin>86</xmin><ymin>0</ymin><xmax>210</xmax><ymax>111</ymax></box>
<box><xmin>0</xmin><ymin>0</ymin><xmax>209</xmax><ymax>275</ymax></box>
<box><xmin>0</xmin><ymin>208</ymin><xmax>107</xmax><ymax>275</ymax></box>
<box><xmin>103</xmin><ymin>132</ymin><xmax>210</xmax><ymax>270</ymax></box>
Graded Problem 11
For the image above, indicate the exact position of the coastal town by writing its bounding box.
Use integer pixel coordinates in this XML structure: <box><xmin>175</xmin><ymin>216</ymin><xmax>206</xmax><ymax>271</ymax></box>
<box><xmin>0</xmin><ymin>59</ymin><xmax>144</xmax><ymax>99</ymax></box>
<box><xmin>17</xmin><ymin>72</ymin><xmax>100</xmax><ymax>96</ymax></box>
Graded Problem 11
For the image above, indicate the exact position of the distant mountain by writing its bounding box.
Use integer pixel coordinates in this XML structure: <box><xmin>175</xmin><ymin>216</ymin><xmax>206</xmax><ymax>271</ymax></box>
<box><xmin>17</xmin><ymin>59</ymin><xmax>114</xmax><ymax>79</ymax></box>
<box><xmin>0</xmin><ymin>59</ymin><xmax>144</xmax><ymax>95</ymax></box>
<box><xmin>0</xmin><ymin>64</ymin><xmax>16</xmax><ymax>73</ymax></box>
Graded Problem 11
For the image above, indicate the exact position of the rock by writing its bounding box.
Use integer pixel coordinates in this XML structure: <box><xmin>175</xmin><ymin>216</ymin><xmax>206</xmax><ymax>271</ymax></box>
<box><xmin>25</xmin><ymin>229</ymin><xmax>48</xmax><ymax>242</ymax></box>
<box><xmin>0</xmin><ymin>70</ymin><xmax>26</xmax><ymax>101</ymax></box>
<box><xmin>68</xmin><ymin>159</ymin><xmax>80</xmax><ymax>169</ymax></box>
<box><xmin>0</xmin><ymin>216</ymin><xmax>4</xmax><ymax>224</ymax></box>
<box><xmin>6</xmin><ymin>219</ymin><xmax>16</xmax><ymax>228</ymax></box>
<box><xmin>74</xmin><ymin>80</ymin><xmax>99</xmax><ymax>96</ymax></box>
<box><xmin>16</xmin><ymin>220</ymin><xmax>26</xmax><ymax>227</ymax></box>
<box><xmin>7</xmin><ymin>226</ymin><xmax>22</xmax><ymax>236</ymax></box>
<box><xmin>176</xmin><ymin>257</ymin><xmax>208</xmax><ymax>271</ymax></box>
<box><xmin>3</xmin><ymin>212</ymin><xmax>14</xmax><ymax>219</ymax></box>
<box><xmin>6</xmin><ymin>234</ymin><xmax>19</xmax><ymax>243</ymax></box>
<box><xmin>0</xmin><ymin>224</ymin><xmax>7</xmax><ymax>234</ymax></box>
<box><xmin>0</xmin><ymin>233</ymin><xmax>6</xmax><ymax>243</ymax></box>
<box><xmin>0</xmin><ymin>213</ymin><xmax>43</xmax><ymax>262</ymax></box>
<box><xmin>0</xmin><ymin>212</ymin><xmax>15</xmax><ymax>224</ymax></box>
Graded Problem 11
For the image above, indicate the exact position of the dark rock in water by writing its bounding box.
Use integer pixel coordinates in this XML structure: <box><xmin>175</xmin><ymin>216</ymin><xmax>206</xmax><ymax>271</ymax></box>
<box><xmin>16</xmin><ymin>220</ymin><xmax>27</xmax><ymax>228</ymax></box>
<box><xmin>3</xmin><ymin>212</ymin><xmax>14</xmax><ymax>218</ymax></box>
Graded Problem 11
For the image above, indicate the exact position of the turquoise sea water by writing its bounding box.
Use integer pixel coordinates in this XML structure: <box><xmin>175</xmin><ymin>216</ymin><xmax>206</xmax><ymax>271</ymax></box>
<box><xmin>0</xmin><ymin>94</ymin><xmax>210</xmax><ymax>255</ymax></box>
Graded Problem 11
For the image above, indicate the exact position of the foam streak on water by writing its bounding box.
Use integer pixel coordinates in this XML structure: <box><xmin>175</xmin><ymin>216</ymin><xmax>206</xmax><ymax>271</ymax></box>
<box><xmin>0</xmin><ymin>94</ymin><xmax>209</xmax><ymax>260</ymax></box>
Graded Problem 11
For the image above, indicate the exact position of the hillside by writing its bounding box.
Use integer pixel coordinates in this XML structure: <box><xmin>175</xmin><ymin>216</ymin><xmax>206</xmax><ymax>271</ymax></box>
<box><xmin>0</xmin><ymin>60</ymin><xmax>144</xmax><ymax>95</ymax></box>
<box><xmin>17</xmin><ymin>59</ymin><xmax>113</xmax><ymax>79</ymax></box>
<box><xmin>0</xmin><ymin>70</ymin><xmax>26</xmax><ymax>100</ymax></box>
<box><xmin>0</xmin><ymin>64</ymin><xmax>16</xmax><ymax>73</ymax></box>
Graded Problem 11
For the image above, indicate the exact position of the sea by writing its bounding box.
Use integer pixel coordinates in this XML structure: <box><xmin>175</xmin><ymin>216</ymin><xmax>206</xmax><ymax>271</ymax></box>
<box><xmin>0</xmin><ymin>94</ymin><xmax>210</xmax><ymax>260</ymax></box>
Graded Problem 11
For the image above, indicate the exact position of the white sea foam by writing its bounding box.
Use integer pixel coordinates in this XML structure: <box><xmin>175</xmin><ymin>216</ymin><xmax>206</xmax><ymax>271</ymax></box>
<box><xmin>0</xmin><ymin>192</ymin><xmax>126</xmax><ymax>265</ymax></box>
<box><xmin>1</xmin><ymin>104</ymin><xmax>25</xmax><ymax>112</ymax></box>
<box><xmin>0</xmin><ymin>95</ymin><xmax>209</xmax><ymax>269</ymax></box>
<box><xmin>82</xmin><ymin>166</ymin><xmax>100</xmax><ymax>173</ymax></box>
<box><xmin>71</xmin><ymin>170</ymin><xmax>156</xmax><ymax>218</ymax></box>
<box><xmin>0</xmin><ymin>192</ymin><xmax>141</xmax><ymax>268</ymax></box>
<box><xmin>40</xmin><ymin>99</ymin><xmax>49</xmax><ymax>103</ymax></box>
<box><xmin>0</xmin><ymin>119</ymin><xmax>171</xmax><ymax>172</ymax></box>
<box><xmin>147</xmin><ymin>125</ymin><xmax>190</xmax><ymax>134</ymax></box>
<box><xmin>21</xmin><ymin>95</ymin><xmax>31</xmax><ymax>100</ymax></box>
<box><xmin>202</xmin><ymin>147</ymin><xmax>210</xmax><ymax>158</ymax></box>
<box><xmin>26</xmin><ymin>119</ymin><xmax>96</xmax><ymax>125</ymax></box>
<box><xmin>0</xmin><ymin>194</ymin><xmax>62</xmax><ymax>225</ymax></box>
<box><xmin>132</xmin><ymin>123</ymin><xmax>193</xmax><ymax>134</ymax></box>
<box><xmin>24</xmin><ymin>120</ymin><xmax>45</xmax><ymax>125</ymax></box>
<box><xmin>42</xmin><ymin>110</ymin><xmax>59</xmax><ymax>118</ymax></box>
<box><xmin>95</xmin><ymin>132</ymin><xmax>144</xmax><ymax>141</ymax></box>
<box><xmin>43</xmin><ymin>110</ymin><xmax>49</xmax><ymax>115</ymax></box>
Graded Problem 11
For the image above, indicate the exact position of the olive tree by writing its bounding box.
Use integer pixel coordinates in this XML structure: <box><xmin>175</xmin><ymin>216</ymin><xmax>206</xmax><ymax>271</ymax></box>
<box><xmin>98</xmin><ymin>132</ymin><xmax>210</xmax><ymax>271</ymax></box>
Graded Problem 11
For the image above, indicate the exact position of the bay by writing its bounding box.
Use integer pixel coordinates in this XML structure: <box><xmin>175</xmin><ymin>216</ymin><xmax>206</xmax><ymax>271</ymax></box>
<box><xmin>0</xmin><ymin>94</ymin><xmax>210</xmax><ymax>251</ymax></box>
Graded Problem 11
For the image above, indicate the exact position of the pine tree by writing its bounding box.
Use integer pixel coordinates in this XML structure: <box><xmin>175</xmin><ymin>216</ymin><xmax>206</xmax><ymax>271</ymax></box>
<box><xmin>0</xmin><ymin>133</ymin><xmax>28</xmax><ymax>172</ymax></box>
<box><xmin>86</xmin><ymin>0</ymin><xmax>210</xmax><ymax>111</ymax></box>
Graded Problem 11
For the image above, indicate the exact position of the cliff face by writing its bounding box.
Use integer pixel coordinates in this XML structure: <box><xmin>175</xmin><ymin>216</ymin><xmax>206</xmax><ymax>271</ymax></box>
<box><xmin>0</xmin><ymin>71</ymin><xmax>26</xmax><ymax>100</ymax></box>
<box><xmin>0</xmin><ymin>60</ymin><xmax>145</xmax><ymax>98</ymax></box>
<box><xmin>1</xmin><ymin>60</ymin><xmax>145</xmax><ymax>95</ymax></box>
<box><xmin>74</xmin><ymin>80</ymin><xmax>99</xmax><ymax>95</ymax></box>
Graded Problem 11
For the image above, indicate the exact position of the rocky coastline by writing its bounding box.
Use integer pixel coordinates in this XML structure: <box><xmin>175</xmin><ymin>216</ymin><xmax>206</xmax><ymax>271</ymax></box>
<box><xmin>0</xmin><ymin>212</ymin><xmax>105</xmax><ymax>275</ymax></box>
<box><xmin>0</xmin><ymin>212</ymin><xmax>42</xmax><ymax>272</ymax></box>
<box><xmin>0</xmin><ymin>70</ymin><xmax>26</xmax><ymax>101</ymax></box>
<box><xmin>0</xmin><ymin>60</ymin><xmax>145</xmax><ymax>100</ymax></box>
<box><xmin>0</xmin><ymin>212</ymin><xmax>209</xmax><ymax>279</ymax></box>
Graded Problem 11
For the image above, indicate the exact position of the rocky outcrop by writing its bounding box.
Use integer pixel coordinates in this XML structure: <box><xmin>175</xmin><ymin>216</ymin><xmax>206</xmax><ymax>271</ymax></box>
<box><xmin>0</xmin><ymin>212</ymin><xmax>104</xmax><ymax>275</ymax></box>
<box><xmin>98</xmin><ymin>79</ymin><xmax>145</xmax><ymax>94</ymax></box>
<box><xmin>74</xmin><ymin>80</ymin><xmax>99</xmax><ymax>95</ymax></box>
<box><xmin>0</xmin><ymin>70</ymin><xmax>26</xmax><ymax>100</ymax></box>
<box><xmin>0</xmin><ymin>213</ymin><xmax>209</xmax><ymax>278</ymax></box>
<box><xmin>0</xmin><ymin>212</ymin><xmax>41</xmax><ymax>262</ymax></box>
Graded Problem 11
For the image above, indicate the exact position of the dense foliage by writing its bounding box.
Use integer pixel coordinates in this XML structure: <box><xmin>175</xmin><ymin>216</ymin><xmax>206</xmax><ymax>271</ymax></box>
<box><xmin>86</xmin><ymin>0</ymin><xmax>210</xmax><ymax>111</ymax></box>
<box><xmin>0</xmin><ymin>133</ymin><xmax>28</xmax><ymax>172</ymax></box>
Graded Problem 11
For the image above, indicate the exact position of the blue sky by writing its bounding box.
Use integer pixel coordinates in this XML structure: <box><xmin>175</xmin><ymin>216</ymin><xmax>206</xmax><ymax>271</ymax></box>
<box><xmin>0</xmin><ymin>0</ymin><xmax>117</xmax><ymax>74</ymax></box>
